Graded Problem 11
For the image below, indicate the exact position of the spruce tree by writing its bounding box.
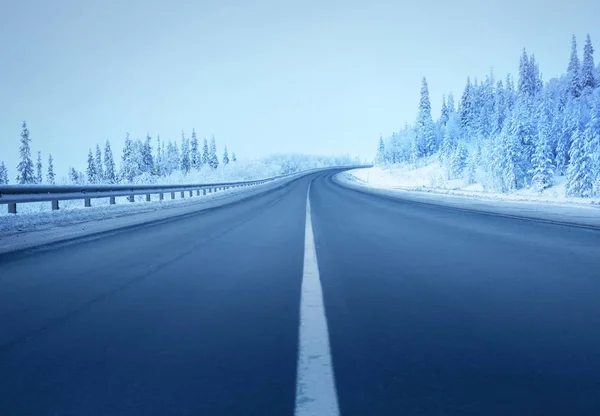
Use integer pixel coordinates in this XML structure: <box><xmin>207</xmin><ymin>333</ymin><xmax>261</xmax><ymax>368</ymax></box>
<box><xmin>439</xmin><ymin>95</ymin><xmax>449</xmax><ymax>126</ymax></box>
<box><xmin>209</xmin><ymin>135</ymin><xmax>219</xmax><ymax>169</ymax></box>
<box><xmin>376</xmin><ymin>135</ymin><xmax>386</xmax><ymax>164</ymax></box>
<box><xmin>120</xmin><ymin>134</ymin><xmax>135</xmax><ymax>183</ymax></box>
<box><xmin>567</xmin><ymin>35</ymin><xmax>581</xmax><ymax>98</ymax></box>
<box><xmin>566</xmin><ymin>127</ymin><xmax>594</xmax><ymax>197</ymax></box>
<box><xmin>104</xmin><ymin>140</ymin><xmax>116</xmax><ymax>183</ymax></box>
<box><xmin>0</xmin><ymin>161</ymin><xmax>8</xmax><ymax>184</ymax></box>
<box><xmin>16</xmin><ymin>121</ymin><xmax>35</xmax><ymax>184</ymax></box>
<box><xmin>95</xmin><ymin>144</ymin><xmax>103</xmax><ymax>182</ymax></box>
<box><xmin>460</xmin><ymin>77</ymin><xmax>474</xmax><ymax>131</ymax></box>
<box><xmin>180</xmin><ymin>132</ymin><xmax>191</xmax><ymax>174</ymax></box>
<box><xmin>142</xmin><ymin>135</ymin><xmax>154</xmax><ymax>174</ymax></box>
<box><xmin>201</xmin><ymin>138</ymin><xmax>209</xmax><ymax>165</ymax></box>
<box><xmin>86</xmin><ymin>149</ymin><xmax>97</xmax><ymax>184</ymax></box>
<box><xmin>222</xmin><ymin>145</ymin><xmax>229</xmax><ymax>165</ymax></box>
<box><xmin>190</xmin><ymin>129</ymin><xmax>200</xmax><ymax>169</ymax></box>
<box><xmin>530</xmin><ymin>102</ymin><xmax>555</xmax><ymax>191</ymax></box>
<box><xmin>47</xmin><ymin>154</ymin><xmax>56</xmax><ymax>184</ymax></box>
<box><xmin>415</xmin><ymin>77</ymin><xmax>436</xmax><ymax>156</ymax></box>
<box><xmin>36</xmin><ymin>151</ymin><xmax>43</xmax><ymax>184</ymax></box>
<box><xmin>231</xmin><ymin>152</ymin><xmax>237</xmax><ymax>162</ymax></box>
<box><xmin>581</xmin><ymin>34</ymin><xmax>596</xmax><ymax>92</ymax></box>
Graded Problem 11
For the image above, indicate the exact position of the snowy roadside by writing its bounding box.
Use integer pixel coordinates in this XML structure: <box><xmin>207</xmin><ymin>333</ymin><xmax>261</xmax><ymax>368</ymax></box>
<box><xmin>0</xmin><ymin>173</ymin><xmax>305</xmax><ymax>254</ymax></box>
<box><xmin>336</xmin><ymin>167</ymin><xmax>600</xmax><ymax>229</ymax></box>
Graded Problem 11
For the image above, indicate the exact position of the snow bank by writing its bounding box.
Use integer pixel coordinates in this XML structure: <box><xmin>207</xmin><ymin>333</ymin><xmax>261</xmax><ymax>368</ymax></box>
<box><xmin>337</xmin><ymin>166</ymin><xmax>600</xmax><ymax>229</ymax></box>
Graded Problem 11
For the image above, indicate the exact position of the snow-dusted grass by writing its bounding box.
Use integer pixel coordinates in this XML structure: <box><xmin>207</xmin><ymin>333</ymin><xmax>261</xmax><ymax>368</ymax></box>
<box><xmin>348</xmin><ymin>161</ymin><xmax>600</xmax><ymax>206</ymax></box>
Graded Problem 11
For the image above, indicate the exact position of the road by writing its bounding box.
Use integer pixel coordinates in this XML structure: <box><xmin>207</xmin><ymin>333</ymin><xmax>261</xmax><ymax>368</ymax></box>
<box><xmin>1</xmin><ymin>170</ymin><xmax>600</xmax><ymax>415</ymax></box>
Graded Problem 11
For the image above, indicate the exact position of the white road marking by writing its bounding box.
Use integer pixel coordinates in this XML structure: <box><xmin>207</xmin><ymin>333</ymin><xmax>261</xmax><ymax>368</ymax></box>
<box><xmin>294</xmin><ymin>182</ymin><xmax>340</xmax><ymax>416</ymax></box>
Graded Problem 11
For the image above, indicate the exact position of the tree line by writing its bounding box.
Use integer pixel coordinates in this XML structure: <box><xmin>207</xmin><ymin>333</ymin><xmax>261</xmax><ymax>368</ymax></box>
<box><xmin>1</xmin><ymin>126</ymin><xmax>237</xmax><ymax>185</ymax></box>
<box><xmin>375</xmin><ymin>34</ymin><xmax>600</xmax><ymax>197</ymax></box>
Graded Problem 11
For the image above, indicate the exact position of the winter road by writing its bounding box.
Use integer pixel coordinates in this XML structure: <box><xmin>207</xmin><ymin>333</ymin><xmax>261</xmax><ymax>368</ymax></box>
<box><xmin>1</xmin><ymin>169</ymin><xmax>600</xmax><ymax>415</ymax></box>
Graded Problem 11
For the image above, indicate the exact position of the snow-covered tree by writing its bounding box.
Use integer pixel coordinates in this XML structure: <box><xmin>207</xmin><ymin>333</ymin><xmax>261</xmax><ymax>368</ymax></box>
<box><xmin>86</xmin><ymin>149</ymin><xmax>98</xmax><ymax>183</ymax></box>
<box><xmin>232</xmin><ymin>152</ymin><xmax>237</xmax><ymax>162</ymax></box>
<box><xmin>450</xmin><ymin>140</ymin><xmax>468</xmax><ymax>179</ymax></box>
<box><xmin>180</xmin><ymin>132</ymin><xmax>191</xmax><ymax>174</ymax></box>
<box><xmin>567</xmin><ymin>35</ymin><xmax>581</xmax><ymax>98</ymax></box>
<box><xmin>0</xmin><ymin>161</ymin><xmax>8</xmax><ymax>184</ymax></box>
<box><xmin>439</xmin><ymin>95</ymin><xmax>449</xmax><ymax>126</ymax></box>
<box><xmin>209</xmin><ymin>135</ymin><xmax>219</xmax><ymax>169</ymax></box>
<box><xmin>120</xmin><ymin>134</ymin><xmax>136</xmax><ymax>183</ymax></box>
<box><xmin>566</xmin><ymin>126</ymin><xmax>594</xmax><ymax>197</ymax></box>
<box><xmin>16</xmin><ymin>121</ymin><xmax>35</xmax><ymax>184</ymax></box>
<box><xmin>47</xmin><ymin>154</ymin><xmax>56</xmax><ymax>184</ymax></box>
<box><xmin>35</xmin><ymin>151</ymin><xmax>43</xmax><ymax>184</ymax></box>
<box><xmin>103</xmin><ymin>140</ymin><xmax>116</xmax><ymax>183</ymax></box>
<box><xmin>222</xmin><ymin>145</ymin><xmax>229</xmax><ymax>165</ymax></box>
<box><xmin>95</xmin><ymin>144</ymin><xmax>103</xmax><ymax>181</ymax></box>
<box><xmin>190</xmin><ymin>129</ymin><xmax>200</xmax><ymax>169</ymax></box>
<box><xmin>530</xmin><ymin>101</ymin><xmax>555</xmax><ymax>191</ymax></box>
<box><xmin>202</xmin><ymin>137</ymin><xmax>209</xmax><ymax>165</ymax></box>
<box><xmin>141</xmin><ymin>135</ymin><xmax>154</xmax><ymax>175</ymax></box>
<box><xmin>460</xmin><ymin>77</ymin><xmax>474</xmax><ymax>132</ymax></box>
<box><xmin>581</xmin><ymin>34</ymin><xmax>596</xmax><ymax>93</ymax></box>
<box><xmin>165</xmin><ymin>140</ymin><xmax>180</xmax><ymax>175</ymax></box>
<box><xmin>375</xmin><ymin>135</ymin><xmax>386</xmax><ymax>164</ymax></box>
<box><xmin>415</xmin><ymin>77</ymin><xmax>436</xmax><ymax>156</ymax></box>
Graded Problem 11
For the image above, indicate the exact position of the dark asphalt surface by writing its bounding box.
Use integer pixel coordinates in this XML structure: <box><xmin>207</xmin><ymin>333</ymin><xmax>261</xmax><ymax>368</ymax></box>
<box><xmin>1</xmin><ymin>170</ymin><xmax>600</xmax><ymax>415</ymax></box>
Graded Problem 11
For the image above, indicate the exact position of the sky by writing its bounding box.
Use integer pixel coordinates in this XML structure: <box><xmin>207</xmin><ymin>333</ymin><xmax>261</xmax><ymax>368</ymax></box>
<box><xmin>1</xmin><ymin>0</ymin><xmax>599</xmax><ymax>176</ymax></box>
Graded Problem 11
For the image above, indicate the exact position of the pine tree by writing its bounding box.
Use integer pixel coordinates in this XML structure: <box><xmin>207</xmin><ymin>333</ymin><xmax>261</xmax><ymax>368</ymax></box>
<box><xmin>86</xmin><ymin>149</ymin><xmax>98</xmax><ymax>184</ymax></box>
<box><xmin>556</xmin><ymin>100</ymin><xmax>577</xmax><ymax>175</ymax></box>
<box><xmin>36</xmin><ymin>151</ymin><xmax>43</xmax><ymax>184</ymax></box>
<box><xmin>120</xmin><ymin>134</ymin><xmax>135</xmax><ymax>183</ymax></box>
<box><xmin>581</xmin><ymin>34</ymin><xmax>596</xmax><ymax>93</ymax></box>
<box><xmin>16</xmin><ymin>121</ymin><xmax>35</xmax><ymax>184</ymax></box>
<box><xmin>450</xmin><ymin>140</ymin><xmax>468</xmax><ymax>179</ymax></box>
<box><xmin>232</xmin><ymin>152</ymin><xmax>237</xmax><ymax>162</ymax></box>
<box><xmin>103</xmin><ymin>140</ymin><xmax>116</xmax><ymax>183</ymax></box>
<box><xmin>415</xmin><ymin>77</ymin><xmax>436</xmax><ymax>156</ymax></box>
<box><xmin>376</xmin><ymin>135</ymin><xmax>386</xmax><ymax>164</ymax></box>
<box><xmin>222</xmin><ymin>145</ymin><xmax>229</xmax><ymax>165</ymax></box>
<box><xmin>155</xmin><ymin>135</ymin><xmax>163</xmax><ymax>177</ymax></box>
<box><xmin>586</xmin><ymin>92</ymin><xmax>600</xmax><ymax>194</ymax></box>
<box><xmin>201</xmin><ymin>138</ymin><xmax>209</xmax><ymax>165</ymax></box>
<box><xmin>95</xmin><ymin>144</ymin><xmax>103</xmax><ymax>182</ymax></box>
<box><xmin>69</xmin><ymin>167</ymin><xmax>79</xmax><ymax>184</ymax></box>
<box><xmin>460</xmin><ymin>77</ymin><xmax>474</xmax><ymax>131</ymax></box>
<box><xmin>447</xmin><ymin>93</ymin><xmax>456</xmax><ymax>113</ymax></box>
<box><xmin>566</xmin><ymin>127</ymin><xmax>594</xmax><ymax>197</ymax></box>
<box><xmin>190</xmin><ymin>129</ymin><xmax>200</xmax><ymax>169</ymax></box>
<box><xmin>0</xmin><ymin>161</ymin><xmax>8</xmax><ymax>184</ymax></box>
<box><xmin>439</xmin><ymin>95</ymin><xmax>449</xmax><ymax>126</ymax></box>
<box><xmin>567</xmin><ymin>35</ymin><xmax>581</xmax><ymax>98</ymax></box>
<box><xmin>530</xmin><ymin>101</ymin><xmax>555</xmax><ymax>191</ymax></box>
<box><xmin>180</xmin><ymin>132</ymin><xmax>191</xmax><ymax>174</ymax></box>
<box><xmin>141</xmin><ymin>134</ymin><xmax>154</xmax><ymax>174</ymax></box>
<box><xmin>209</xmin><ymin>135</ymin><xmax>219</xmax><ymax>169</ymax></box>
<box><xmin>47</xmin><ymin>154</ymin><xmax>56</xmax><ymax>184</ymax></box>
<box><xmin>492</xmin><ymin>80</ymin><xmax>506</xmax><ymax>136</ymax></box>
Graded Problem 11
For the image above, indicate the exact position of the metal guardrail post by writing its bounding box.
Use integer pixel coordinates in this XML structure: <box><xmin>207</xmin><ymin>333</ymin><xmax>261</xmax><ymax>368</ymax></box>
<box><xmin>159</xmin><ymin>193</ymin><xmax>164</xmax><ymax>201</ymax></box>
<box><xmin>203</xmin><ymin>189</ymin><xmax>206</xmax><ymax>195</ymax></box>
<box><xmin>171</xmin><ymin>192</ymin><xmax>175</xmax><ymax>199</ymax></box>
<box><xmin>189</xmin><ymin>190</ymin><xmax>193</xmax><ymax>197</ymax></box>
<box><xmin>180</xmin><ymin>191</ymin><xmax>185</xmax><ymax>198</ymax></box>
<box><xmin>8</xmin><ymin>203</ymin><xmax>16</xmax><ymax>214</ymax></box>
<box><xmin>129</xmin><ymin>195</ymin><xmax>135</xmax><ymax>203</ymax></box>
<box><xmin>196</xmin><ymin>190</ymin><xmax>200</xmax><ymax>196</ymax></box>
<box><xmin>84</xmin><ymin>198</ymin><xmax>91</xmax><ymax>207</ymax></box>
<box><xmin>52</xmin><ymin>200</ymin><xmax>59</xmax><ymax>210</ymax></box>
<box><xmin>110</xmin><ymin>197</ymin><xmax>116</xmax><ymax>205</ymax></box>
<box><xmin>146</xmin><ymin>194</ymin><xmax>151</xmax><ymax>202</ymax></box>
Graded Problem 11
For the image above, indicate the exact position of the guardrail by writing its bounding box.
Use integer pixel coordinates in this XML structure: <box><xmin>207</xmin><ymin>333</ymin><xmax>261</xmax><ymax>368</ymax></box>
<box><xmin>0</xmin><ymin>166</ymin><xmax>367</xmax><ymax>214</ymax></box>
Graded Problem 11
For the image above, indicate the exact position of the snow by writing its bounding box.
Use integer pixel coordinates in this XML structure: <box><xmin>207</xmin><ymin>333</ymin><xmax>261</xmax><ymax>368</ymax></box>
<box><xmin>338</xmin><ymin>165</ymin><xmax>600</xmax><ymax>229</ymax></box>
<box><xmin>347</xmin><ymin>162</ymin><xmax>600</xmax><ymax>206</ymax></box>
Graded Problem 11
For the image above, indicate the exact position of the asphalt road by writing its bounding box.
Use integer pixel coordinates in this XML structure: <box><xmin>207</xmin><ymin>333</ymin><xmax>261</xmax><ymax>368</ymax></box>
<box><xmin>1</xmin><ymin>170</ymin><xmax>600</xmax><ymax>415</ymax></box>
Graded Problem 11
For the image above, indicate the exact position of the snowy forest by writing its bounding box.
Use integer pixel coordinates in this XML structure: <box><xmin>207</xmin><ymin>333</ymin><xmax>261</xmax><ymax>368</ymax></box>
<box><xmin>0</xmin><ymin>125</ymin><xmax>358</xmax><ymax>186</ymax></box>
<box><xmin>375</xmin><ymin>34</ymin><xmax>600</xmax><ymax>198</ymax></box>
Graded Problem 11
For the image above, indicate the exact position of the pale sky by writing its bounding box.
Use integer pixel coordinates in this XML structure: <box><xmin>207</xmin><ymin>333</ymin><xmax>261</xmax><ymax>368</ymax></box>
<box><xmin>1</xmin><ymin>0</ymin><xmax>599</xmax><ymax>176</ymax></box>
